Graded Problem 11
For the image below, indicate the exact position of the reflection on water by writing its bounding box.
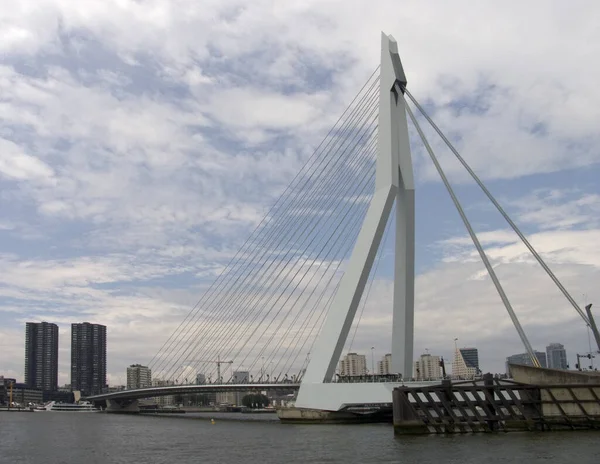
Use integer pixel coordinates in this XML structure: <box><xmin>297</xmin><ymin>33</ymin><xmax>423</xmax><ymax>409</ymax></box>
<box><xmin>1</xmin><ymin>412</ymin><xmax>598</xmax><ymax>464</ymax></box>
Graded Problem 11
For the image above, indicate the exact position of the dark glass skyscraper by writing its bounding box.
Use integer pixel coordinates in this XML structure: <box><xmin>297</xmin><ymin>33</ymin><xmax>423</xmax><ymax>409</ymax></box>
<box><xmin>71</xmin><ymin>322</ymin><xmax>107</xmax><ymax>396</ymax></box>
<box><xmin>24</xmin><ymin>322</ymin><xmax>59</xmax><ymax>391</ymax></box>
<box><xmin>459</xmin><ymin>348</ymin><xmax>480</xmax><ymax>372</ymax></box>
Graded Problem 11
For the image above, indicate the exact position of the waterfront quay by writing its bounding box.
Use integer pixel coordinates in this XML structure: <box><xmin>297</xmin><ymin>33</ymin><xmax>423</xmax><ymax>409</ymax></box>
<box><xmin>393</xmin><ymin>366</ymin><xmax>600</xmax><ymax>434</ymax></box>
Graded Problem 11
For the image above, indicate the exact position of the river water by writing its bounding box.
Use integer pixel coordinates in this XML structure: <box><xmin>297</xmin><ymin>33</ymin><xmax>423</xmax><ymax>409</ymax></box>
<box><xmin>1</xmin><ymin>412</ymin><xmax>598</xmax><ymax>463</ymax></box>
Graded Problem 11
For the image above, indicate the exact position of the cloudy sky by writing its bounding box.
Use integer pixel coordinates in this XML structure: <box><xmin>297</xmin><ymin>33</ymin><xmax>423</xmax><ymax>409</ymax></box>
<box><xmin>1</xmin><ymin>0</ymin><xmax>600</xmax><ymax>386</ymax></box>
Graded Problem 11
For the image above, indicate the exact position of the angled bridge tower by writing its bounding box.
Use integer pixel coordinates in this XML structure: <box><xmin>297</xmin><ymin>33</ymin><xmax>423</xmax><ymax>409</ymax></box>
<box><xmin>296</xmin><ymin>32</ymin><xmax>415</xmax><ymax>410</ymax></box>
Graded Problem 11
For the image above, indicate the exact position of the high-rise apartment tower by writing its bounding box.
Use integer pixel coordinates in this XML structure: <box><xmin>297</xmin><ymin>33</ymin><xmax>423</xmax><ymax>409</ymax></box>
<box><xmin>24</xmin><ymin>322</ymin><xmax>59</xmax><ymax>391</ymax></box>
<box><xmin>71</xmin><ymin>322</ymin><xmax>107</xmax><ymax>396</ymax></box>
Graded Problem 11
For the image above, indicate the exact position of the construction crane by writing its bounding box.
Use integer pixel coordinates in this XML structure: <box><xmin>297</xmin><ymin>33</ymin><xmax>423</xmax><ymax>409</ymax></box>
<box><xmin>184</xmin><ymin>356</ymin><xmax>233</xmax><ymax>383</ymax></box>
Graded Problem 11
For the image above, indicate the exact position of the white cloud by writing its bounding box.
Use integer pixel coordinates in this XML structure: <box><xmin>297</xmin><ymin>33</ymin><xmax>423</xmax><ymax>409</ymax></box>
<box><xmin>0</xmin><ymin>138</ymin><xmax>55</xmax><ymax>182</ymax></box>
<box><xmin>206</xmin><ymin>88</ymin><xmax>326</xmax><ymax>131</ymax></box>
<box><xmin>1</xmin><ymin>0</ymin><xmax>600</xmax><ymax>385</ymax></box>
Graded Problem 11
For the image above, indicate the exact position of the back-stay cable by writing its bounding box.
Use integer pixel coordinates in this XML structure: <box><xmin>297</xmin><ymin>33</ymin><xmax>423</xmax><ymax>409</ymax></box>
<box><xmin>403</xmin><ymin>87</ymin><xmax>591</xmax><ymax>329</ymax></box>
<box><xmin>404</xmin><ymin>96</ymin><xmax>540</xmax><ymax>367</ymax></box>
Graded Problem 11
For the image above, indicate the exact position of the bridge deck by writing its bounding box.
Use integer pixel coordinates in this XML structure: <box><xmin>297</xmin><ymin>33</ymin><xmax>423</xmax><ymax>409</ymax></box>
<box><xmin>85</xmin><ymin>383</ymin><xmax>301</xmax><ymax>401</ymax></box>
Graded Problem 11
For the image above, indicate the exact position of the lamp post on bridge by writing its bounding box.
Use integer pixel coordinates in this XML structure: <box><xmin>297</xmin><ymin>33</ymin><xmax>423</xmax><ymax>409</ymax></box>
<box><xmin>371</xmin><ymin>346</ymin><xmax>375</xmax><ymax>382</ymax></box>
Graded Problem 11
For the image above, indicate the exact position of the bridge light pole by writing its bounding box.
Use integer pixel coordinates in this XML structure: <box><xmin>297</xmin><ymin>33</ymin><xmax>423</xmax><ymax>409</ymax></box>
<box><xmin>371</xmin><ymin>347</ymin><xmax>375</xmax><ymax>382</ymax></box>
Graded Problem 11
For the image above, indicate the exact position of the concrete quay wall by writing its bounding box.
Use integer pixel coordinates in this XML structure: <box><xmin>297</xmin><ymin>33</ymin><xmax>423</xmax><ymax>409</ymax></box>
<box><xmin>393</xmin><ymin>370</ymin><xmax>600</xmax><ymax>434</ymax></box>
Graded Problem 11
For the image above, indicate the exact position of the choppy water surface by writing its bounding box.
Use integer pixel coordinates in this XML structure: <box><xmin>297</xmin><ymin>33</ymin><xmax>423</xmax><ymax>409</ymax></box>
<box><xmin>1</xmin><ymin>412</ymin><xmax>598</xmax><ymax>464</ymax></box>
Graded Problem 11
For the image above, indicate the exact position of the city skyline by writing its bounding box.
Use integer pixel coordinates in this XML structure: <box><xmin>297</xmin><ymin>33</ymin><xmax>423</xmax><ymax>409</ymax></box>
<box><xmin>1</xmin><ymin>2</ymin><xmax>600</xmax><ymax>384</ymax></box>
<box><xmin>8</xmin><ymin>318</ymin><xmax>594</xmax><ymax>387</ymax></box>
<box><xmin>7</xmin><ymin>319</ymin><xmax>595</xmax><ymax>387</ymax></box>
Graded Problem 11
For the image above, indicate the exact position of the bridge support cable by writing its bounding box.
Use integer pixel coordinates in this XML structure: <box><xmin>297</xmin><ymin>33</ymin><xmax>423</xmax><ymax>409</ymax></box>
<box><xmin>237</xmin><ymin>160</ymin><xmax>378</xmax><ymax>375</ymax></box>
<box><xmin>206</xmin><ymin>163</ymin><xmax>372</xmax><ymax>381</ymax></box>
<box><xmin>174</xmin><ymin>88</ymin><xmax>379</xmax><ymax>369</ymax></box>
<box><xmin>149</xmin><ymin>68</ymin><xmax>380</xmax><ymax>376</ymax></box>
<box><xmin>405</xmin><ymin>101</ymin><xmax>541</xmax><ymax>368</ymax></box>
<box><xmin>268</xmin><ymin>273</ymin><xmax>342</xmax><ymax>379</ymax></box>
<box><xmin>402</xmin><ymin>87</ymin><xmax>593</xmax><ymax>332</ymax></box>
<box><xmin>163</xmin><ymin>83</ymin><xmax>380</xmax><ymax>376</ymax></box>
<box><xmin>182</xmin><ymin>112</ymin><xmax>380</xmax><ymax>381</ymax></box>
<box><xmin>154</xmin><ymin>85</ymin><xmax>380</xmax><ymax>379</ymax></box>
<box><xmin>200</xmin><ymin>140</ymin><xmax>378</xmax><ymax>382</ymax></box>
<box><xmin>151</xmin><ymin>71</ymin><xmax>381</xmax><ymax>380</ymax></box>
<box><xmin>184</xmin><ymin>108</ymin><xmax>380</xmax><ymax>381</ymax></box>
<box><xmin>282</xmin><ymin>279</ymin><xmax>342</xmax><ymax>380</ymax></box>
<box><xmin>164</xmin><ymin>117</ymin><xmax>380</xmax><ymax>380</ymax></box>
<box><xmin>252</xmin><ymin>191</ymin><xmax>373</xmax><ymax>378</ymax></box>
<box><xmin>241</xmin><ymin>174</ymin><xmax>372</xmax><ymax>376</ymax></box>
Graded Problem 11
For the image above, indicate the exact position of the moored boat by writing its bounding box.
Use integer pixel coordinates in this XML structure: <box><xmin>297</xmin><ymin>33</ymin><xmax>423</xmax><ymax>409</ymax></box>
<box><xmin>38</xmin><ymin>401</ymin><xmax>101</xmax><ymax>412</ymax></box>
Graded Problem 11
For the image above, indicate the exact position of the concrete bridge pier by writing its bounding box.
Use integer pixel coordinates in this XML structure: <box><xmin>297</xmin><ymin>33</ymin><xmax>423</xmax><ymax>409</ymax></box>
<box><xmin>105</xmin><ymin>398</ymin><xmax>140</xmax><ymax>413</ymax></box>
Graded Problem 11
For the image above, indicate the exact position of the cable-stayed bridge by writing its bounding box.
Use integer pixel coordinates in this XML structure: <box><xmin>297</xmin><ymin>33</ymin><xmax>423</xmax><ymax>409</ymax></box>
<box><xmin>87</xmin><ymin>33</ymin><xmax>600</xmax><ymax>413</ymax></box>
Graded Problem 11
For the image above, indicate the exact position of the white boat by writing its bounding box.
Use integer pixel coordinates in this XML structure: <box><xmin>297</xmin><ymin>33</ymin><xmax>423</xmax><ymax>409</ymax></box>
<box><xmin>38</xmin><ymin>401</ymin><xmax>101</xmax><ymax>412</ymax></box>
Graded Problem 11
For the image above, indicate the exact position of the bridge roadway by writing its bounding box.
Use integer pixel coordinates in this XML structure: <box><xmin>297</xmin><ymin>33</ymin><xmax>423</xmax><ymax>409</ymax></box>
<box><xmin>84</xmin><ymin>383</ymin><xmax>301</xmax><ymax>402</ymax></box>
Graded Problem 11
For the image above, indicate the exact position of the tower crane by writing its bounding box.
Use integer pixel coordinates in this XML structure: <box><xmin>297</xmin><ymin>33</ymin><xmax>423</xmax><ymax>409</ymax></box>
<box><xmin>185</xmin><ymin>355</ymin><xmax>233</xmax><ymax>383</ymax></box>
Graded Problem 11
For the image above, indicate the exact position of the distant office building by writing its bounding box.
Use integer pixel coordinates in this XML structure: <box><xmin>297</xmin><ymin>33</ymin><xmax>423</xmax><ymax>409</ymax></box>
<box><xmin>506</xmin><ymin>351</ymin><xmax>547</xmax><ymax>376</ymax></box>
<box><xmin>339</xmin><ymin>353</ymin><xmax>367</xmax><ymax>377</ymax></box>
<box><xmin>414</xmin><ymin>353</ymin><xmax>442</xmax><ymax>381</ymax></box>
<box><xmin>42</xmin><ymin>390</ymin><xmax>75</xmax><ymax>403</ymax></box>
<box><xmin>2</xmin><ymin>376</ymin><xmax>43</xmax><ymax>406</ymax></box>
<box><xmin>10</xmin><ymin>383</ymin><xmax>43</xmax><ymax>406</ymax></box>
<box><xmin>0</xmin><ymin>376</ymin><xmax>17</xmax><ymax>405</ymax></box>
<box><xmin>24</xmin><ymin>322</ymin><xmax>59</xmax><ymax>391</ymax></box>
<box><xmin>152</xmin><ymin>379</ymin><xmax>175</xmax><ymax>406</ymax></box>
<box><xmin>460</xmin><ymin>348</ymin><xmax>479</xmax><ymax>371</ymax></box>
<box><xmin>452</xmin><ymin>347</ymin><xmax>480</xmax><ymax>380</ymax></box>
<box><xmin>196</xmin><ymin>373</ymin><xmax>206</xmax><ymax>385</ymax></box>
<box><xmin>217</xmin><ymin>391</ymin><xmax>237</xmax><ymax>405</ymax></box>
<box><xmin>546</xmin><ymin>343</ymin><xmax>568</xmax><ymax>370</ymax></box>
<box><xmin>378</xmin><ymin>354</ymin><xmax>392</xmax><ymax>375</ymax></box>
<box><xmin>106</xmin><ymin>385</ymin><xmax>126</xmax><ymax>393</ymax></box>
<box><xmin>216</xmin><ymin>389</ymin><xmax>251</xmax><ymax>406</ymax></box>
<box><xmin>127</xmin><ymin>364</ymin><xmax>152</xmax><ymax>390</ymax></box>
<box><xmin>71</xmin><ymin>322</ymin><xmax>107</xmax><ymax>396</ymax></box>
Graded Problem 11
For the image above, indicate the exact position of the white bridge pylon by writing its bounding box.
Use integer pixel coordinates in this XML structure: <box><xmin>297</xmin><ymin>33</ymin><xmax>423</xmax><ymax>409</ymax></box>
<box><xmin>296</xmin><ymin>33</ymin><xmax>415</xmax><ymax>410</ymax></box>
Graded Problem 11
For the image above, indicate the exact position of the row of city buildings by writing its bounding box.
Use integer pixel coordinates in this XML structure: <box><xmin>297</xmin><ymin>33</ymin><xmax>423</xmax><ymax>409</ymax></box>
<box><xmin>338</xmin><ymin>349</ymin><xmax>478</xmax><ymax>381</ymax></box>
<box><xmin>1</xmin><ymin>321</ymin><xmax>107</xmax><ymax>406</ymax></box>
<box><xmin>505</xmin><ymin>342</ymin><xmax>568</xmax><ymax>375</ymax></box>
<box><xmin>2</xmin><ymin>318</ymin><xmax>573</xmax><ymax>408</ymax></box>
<box><xmin>338</xmin><ymin>342</ymin><xmax>571</xmax><ymax>381</ymax></box>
